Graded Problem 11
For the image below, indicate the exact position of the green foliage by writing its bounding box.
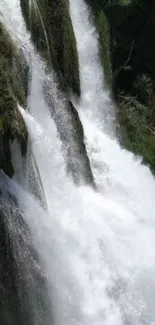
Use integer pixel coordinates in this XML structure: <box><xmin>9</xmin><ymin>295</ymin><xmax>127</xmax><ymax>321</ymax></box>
<box><xmin>99</xmin><ymin>0</ymin><xmax>155</xmax><ymax>172</ymax></box>
<box><xmin>20</xmin><ymin>0</ymin><xmax>80</xmax><ymax>96</ymax></box>
<box><xmin>118</xmin><ymin>92</ymin><xmax>155</xmax><ymax>171</ymax></box>
<box><xmin>132</xmin><ymin>74</ymin><xmax>155</xmax><ymax>112</ymax></box>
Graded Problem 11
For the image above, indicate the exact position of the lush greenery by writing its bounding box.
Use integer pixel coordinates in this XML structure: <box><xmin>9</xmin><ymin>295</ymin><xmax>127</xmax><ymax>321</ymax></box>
<box><xmin>88</xmin><ymin>0</ymin><xmax>155</xmax><ymax>172</ymax></box>
<box><xmin>20</xmin><ymin>0</ymin><xmax>80</xmax><ymax>96</ymax></box>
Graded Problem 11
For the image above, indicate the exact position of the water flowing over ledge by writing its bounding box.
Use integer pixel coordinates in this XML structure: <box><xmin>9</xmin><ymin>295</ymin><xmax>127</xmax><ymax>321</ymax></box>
<box><xmin>0</xmin><ymin>1</ymin><xmax>155</xmax><ymax>325</ymax></box>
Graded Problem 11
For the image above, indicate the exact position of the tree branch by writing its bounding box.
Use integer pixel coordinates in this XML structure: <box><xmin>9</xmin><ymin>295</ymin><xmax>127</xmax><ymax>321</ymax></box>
<box><xmin>114</xmin><ymin>40</ymin><xmax>134</xmax><ymax>78</ymax></box>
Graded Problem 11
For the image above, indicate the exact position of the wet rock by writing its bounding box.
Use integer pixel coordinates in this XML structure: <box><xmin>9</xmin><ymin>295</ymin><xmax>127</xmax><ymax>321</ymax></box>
<box><xmin>0</xmin><ymin>22</ymin><xmax>28</xmax><ymax>177</ymax></box>
<box><xmin>20</xmin><ymin>0</ymin><xmax>80</xmax><ymax>96</ymax></box>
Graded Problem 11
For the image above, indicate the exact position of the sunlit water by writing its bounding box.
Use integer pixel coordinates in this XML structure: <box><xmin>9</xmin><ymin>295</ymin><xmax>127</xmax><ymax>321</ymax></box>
<box><xmin>1</xmin><ymin>1</ymin><xmax>155</xmax><ymax>325</ymax></box>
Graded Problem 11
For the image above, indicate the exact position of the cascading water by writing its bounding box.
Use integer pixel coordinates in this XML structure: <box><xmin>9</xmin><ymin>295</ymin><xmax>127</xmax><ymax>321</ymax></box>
<box><xmin>69</xmin><ymin>0</ymin><xmax>115</xmax><ymax>136</ymax></box>
<box><xmin>1</xmin><ymin>1</ymin><xmax>155</xmax><ymax>325</ymax></box>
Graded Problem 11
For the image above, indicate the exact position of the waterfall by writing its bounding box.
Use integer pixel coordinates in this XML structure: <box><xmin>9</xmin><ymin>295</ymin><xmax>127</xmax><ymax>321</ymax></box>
<box><xmin>69</xmin><ymin>0</ymin><xmax>115</xmax><ymax>136</ymax></box>
<box><xmin>1</xmin><ymin>1</ymin><xmax>155</xmax><ymax>325</ymax></box>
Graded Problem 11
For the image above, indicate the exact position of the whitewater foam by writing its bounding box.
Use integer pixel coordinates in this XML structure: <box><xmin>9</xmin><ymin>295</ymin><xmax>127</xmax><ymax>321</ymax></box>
<box><xmin>1</xmin><ymin>0</ymin><xmax>155</xmax><ymax>325</ymax></box>
<box><xmin>69</xmin><ymin>0</ymin><xmax>115</xmax><ymax>136</ymax></box>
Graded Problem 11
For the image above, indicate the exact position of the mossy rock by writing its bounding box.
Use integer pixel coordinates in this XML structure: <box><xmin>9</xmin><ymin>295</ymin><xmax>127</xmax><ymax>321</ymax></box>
<box><xmin>0</xmin><ymin>22</ymin><xmax>28</xmax><ymax>177</ymax></box>
<box><xmin>0</xmin><ymin>23</ymin><xmax>29</xmax><ymax>106</ymax></box>
<box><xmin>95</xmin><ymin>10</ymin><xmax>112</xmax><ymax>87</ymax></box>
<box><xmin>44</xmin><ymin>86</ymin><xmax>95</xmax><ymax>186</ymax></box>
<box><xmin>20</xmin><ymin>0</ymin><xmax>80</xmax><ymax>96</ymax></box>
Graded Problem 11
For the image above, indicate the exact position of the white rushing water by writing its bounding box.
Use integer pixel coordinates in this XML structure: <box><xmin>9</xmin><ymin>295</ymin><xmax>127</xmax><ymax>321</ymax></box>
<box><xmin>1</xmin><ymin>1</ymin><xmax>155</xmax><ymax>325</ymax></box>
<box><xmin>69</xmin><ymin>0</ymin><xmax>115</xmax><ymax>136</ymax></box>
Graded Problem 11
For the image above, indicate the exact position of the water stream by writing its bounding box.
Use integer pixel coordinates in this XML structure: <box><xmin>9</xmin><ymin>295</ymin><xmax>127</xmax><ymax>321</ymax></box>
<box><xmin>1</xmin><ymin>1</ymin><xmax>155</xmax><ymax>325</ymax></box>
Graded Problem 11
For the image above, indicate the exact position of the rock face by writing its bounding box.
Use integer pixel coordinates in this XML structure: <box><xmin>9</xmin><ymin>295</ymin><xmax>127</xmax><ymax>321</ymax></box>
<box><xmin>62</xmin><ymin>101</ymin><xmax>95</xmax><ymax>187</ymax></box>
<box><xmin>20</xmin><ymin>0</ymin><xmax>81</xmax><ymax>96</ymax></box>
<box><xmin>43</xmin><ymin>77</ymin><xmax>95</xmax><ymax>186</ymax></box>
<box><xmin>0</xmin><ymin>22</ymin><xmax>28</xmax><ymax>177</ymax></box>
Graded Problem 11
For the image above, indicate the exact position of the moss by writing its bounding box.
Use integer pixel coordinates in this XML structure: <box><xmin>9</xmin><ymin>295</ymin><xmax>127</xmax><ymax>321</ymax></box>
<box><xmin>95</xmin><ymin>10</ymin><xmax>112</xmax><ymax>87</ymax></box>
<box><xmin>21</xmin><ymin>0</ymin><xmax>54</xmax><ymax>64</ymax></box>
<box><xmin>58</xmin><ymin>1</ymin><xmax>80</xmax><ymax>96</ymax></box>
<box><xmin>118</xmin><ymin>92</ymin><xmax>155</xmax><ymax>172</ymax></box>
<box><xmin>0</xmin><ymin>23</ymin><xmax>28</xmax><ymax>106</ymax></box>
<box><xmin>0</xmin><ymin>22</ymin><xmax>28</xmax><ymax>177</ymax></box>
<box><xmin>20</xmin><ymin>0</ymin><xmax>80</xmax><ymax>96</ymax></box>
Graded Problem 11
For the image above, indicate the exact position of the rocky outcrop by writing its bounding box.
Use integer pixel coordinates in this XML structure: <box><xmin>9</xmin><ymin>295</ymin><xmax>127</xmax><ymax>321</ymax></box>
<box><xmin>20</xmin><ymin>0</ymin><xmax>80</xmax><ymax>96</ymax></box>
<box><xmin>0</xmin><ymin>22</ymin><xmax>28</xmax><ymax>177</ymax></box>
<box><xmin>64</xmin><ymin>101</ymin><xmax>95</xmax><ymax>186</ymax></box>
<box><xmin>44</xmin><ymin>80</ymin><xmax>95</xmax><ymax>186</ymax></box>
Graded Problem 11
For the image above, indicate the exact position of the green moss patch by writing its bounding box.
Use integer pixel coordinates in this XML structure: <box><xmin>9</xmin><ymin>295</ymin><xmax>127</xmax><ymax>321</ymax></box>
<box><xmin>0</xmin><ymin>23</ymin><xmax>28</xmax><ymax>176</ymax></box>
<box><xmin>95</xmin><ymin>10</ymin><xmax>112</xmax><ymax>87</ymax></box>
<box><xmin>20</xmin><ymin>0</ymin><xmax>80</xmax><ymax>96</ymax></box>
